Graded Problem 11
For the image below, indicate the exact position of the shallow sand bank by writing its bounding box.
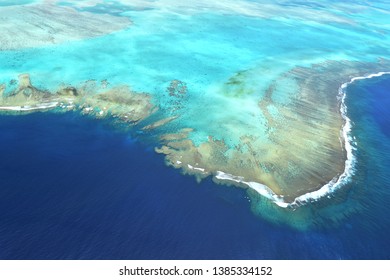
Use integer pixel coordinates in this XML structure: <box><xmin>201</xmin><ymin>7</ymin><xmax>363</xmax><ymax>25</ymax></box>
<box><xmin>0</xmin><ymin>3</ymin><xmax>131</xmax><ymax>50</ymax></box>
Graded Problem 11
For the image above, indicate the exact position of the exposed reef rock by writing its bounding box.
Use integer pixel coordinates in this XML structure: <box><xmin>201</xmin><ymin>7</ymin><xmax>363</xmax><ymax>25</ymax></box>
<box><xmin>0</xmin><ymin>74</ymin><xmax>58</xmax><ymax>111</ymax></box>
<box><xmin>0</xmin><ymin>74</ymin><xmax>156</xmax><ymax>124</ymax></box>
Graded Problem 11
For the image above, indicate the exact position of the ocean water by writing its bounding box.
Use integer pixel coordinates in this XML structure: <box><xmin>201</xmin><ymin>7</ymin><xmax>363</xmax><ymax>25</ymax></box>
<box><xmin>1</xmin><ymin>0</ymin><xmax>390</xmax><ymax>259</ymax></box>
<box><xmin>0</xmin><ymin>74</ymin><xmax>389</xmax><ymax>260</ymax></box>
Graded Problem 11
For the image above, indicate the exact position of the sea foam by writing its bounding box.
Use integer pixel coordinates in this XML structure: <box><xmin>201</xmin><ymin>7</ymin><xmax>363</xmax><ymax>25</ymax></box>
<box><xmin>0</xmin><ymin>102</ymin><xmax>59</xmax><ymax>111</ymax></box>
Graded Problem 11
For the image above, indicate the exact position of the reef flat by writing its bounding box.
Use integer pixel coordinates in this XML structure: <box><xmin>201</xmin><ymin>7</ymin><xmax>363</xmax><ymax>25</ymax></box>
<box><xmin>0</xmin><ymin>3</ymin><xmax>131</xmax><ymax>50</ymax></box>
<box><xmin>156</xmin><ymin>60</ymin><xmax>390</xmax><ymax>204</ymax></box>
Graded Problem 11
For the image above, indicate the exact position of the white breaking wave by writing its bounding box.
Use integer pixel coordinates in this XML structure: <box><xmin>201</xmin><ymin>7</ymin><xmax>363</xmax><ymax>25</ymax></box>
<box><xmin>215</xmin><ymin>71</ymin><xmax>390</xmax><ymax>208</ymax></box>
<box><xmin>187</xmin><ymin>164</ymin><xmax>206</xmax><ymax>172</ymax></box>
<box><xmin>215</xmin><ymin>171</ymin><xmax>290</xmax><ymax>207</ymax></box>
<box><xmin>0</xmin><ymin>102</ymin><xmax>59</xmax><ymax>111</ymax></box>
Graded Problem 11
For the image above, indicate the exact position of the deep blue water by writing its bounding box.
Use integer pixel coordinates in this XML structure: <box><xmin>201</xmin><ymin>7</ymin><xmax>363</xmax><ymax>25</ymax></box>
<box><xmin>0</xmin><ymin>75</ymin><xmax>389</xmax><ymax>260</ymax></box>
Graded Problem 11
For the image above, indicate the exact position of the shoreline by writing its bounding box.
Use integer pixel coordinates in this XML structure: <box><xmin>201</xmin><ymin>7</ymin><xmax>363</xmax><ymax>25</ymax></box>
<box><xmin>0</xmin><ymin>102</ymin><xmax>59</xmax><ymax>112</ymax></box>
<box><xmin>216</xmin><ymin>71</ymin><xmax>390</xmax><ymax>208</ymax></box>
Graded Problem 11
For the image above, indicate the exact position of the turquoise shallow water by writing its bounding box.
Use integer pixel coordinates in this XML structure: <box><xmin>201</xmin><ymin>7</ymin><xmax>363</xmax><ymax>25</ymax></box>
<box><xmin>0</xmin><ymin>2</ymin><xmax>389</xmax><ymax>160</ymax></box>
<box><xmin>0</xmin><ymin>0</ymin><xmax>34</xmax><ymax>6</ymax></box>
<box><xmin>1</xmin><ymin>1</ymin><xmax>389</xmax><ymax>146</ymax></box>
<box><xmin>1</xmin><ymin>7</ymin><xmax>388</xmax><ymax>114</ymax></box>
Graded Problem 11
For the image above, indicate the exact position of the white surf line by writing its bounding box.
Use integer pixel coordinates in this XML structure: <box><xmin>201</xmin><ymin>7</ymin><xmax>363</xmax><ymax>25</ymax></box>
<box><xmin>0</xmin><ymin>102</ymin><xmax>59</xmax><ymax>111</ymax></box>
<box><xmin>215</xmin><ymin>171</ymin><xmax>290</xmax><ymax>207</ymax></box>
<box><xmin>216</xmin><ymin>71</ymin><xmax>390</xmax><ymax>208</ymax></box>
<box><xmin>187</xmin><ymin>164</ymin><xmax>205</xmax><ymax>172</ymax></box>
